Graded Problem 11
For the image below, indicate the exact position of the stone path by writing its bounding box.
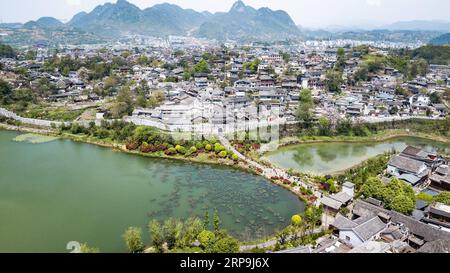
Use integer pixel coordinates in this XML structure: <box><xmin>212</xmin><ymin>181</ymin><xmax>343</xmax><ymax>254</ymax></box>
<box><xmin>239</xmin><ymin>228</ymin><xmax>323</xmax><ymax>251</ymax></box>
<box><xmin>217</xmin><ymin>133</ymin><xmax>322</xmax><ymax>199</ymax></box>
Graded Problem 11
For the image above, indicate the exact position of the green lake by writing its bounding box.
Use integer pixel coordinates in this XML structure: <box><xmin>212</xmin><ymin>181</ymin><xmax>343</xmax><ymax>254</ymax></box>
<box><xmin>265</xmin><ymin>136</ymin><xmax>450</xmax><ymax>175</ymax></box>
<box><xmin>0</xmin><ymin>130</ymin><xmax>305</xmax><ymax>253</ymax></box>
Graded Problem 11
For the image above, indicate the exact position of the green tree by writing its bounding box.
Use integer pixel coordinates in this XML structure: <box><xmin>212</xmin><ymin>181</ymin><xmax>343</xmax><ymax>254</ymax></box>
<box><xmin>318</xmin><ymin>117</ymin><xmax>331</xmax><ymax>136</ymax></box>
<box><xmin>354</xmin><ymin>65</ymin><xmax>369</xmax><ymax>82</ymax></box>
<box><xmin>197</xmin><ymin>230</ymin><xmax>215</xmax><ymax>249</ymax></box>
<box><xmin>335</xmin><ymin>48</ymin><xmax>346</xmax><ymax>71</ymax></box>
<box><xmin>136</xmin><ymin>94</ymin><xmax>148</xmax><ymax>108</ymax></box>
<box><xmin>296</xmin><ymin>88</ymin><xmax>314</xmax><ymax>125</ymax></box>
<box><xmin>152</xmin><ymin>90</ymin><xmax>165</xmax><ymax>103</ymax></box>
<box><xmin>291</xmin><ymin>215</ymin><xmax>302</xmax><ymax>226</ymax></box>
<box><xmin>0</xmin><ymin>79</ymin><xmax>12</xmax><ymax>103</ymax></box>
<box><xmin>429</xmin><ymin>92</ymin><xmax>442</xmax><ymax>104</ymax></box>
<box><xmin>304</xmin><ymin>206</ymin><xmax>323</xmax><ymax>231</ymax></box>
<box><xmin>183</xmin><ymin>217</ymin><xmax>204</xmax><ymax>247</ymax></box>
<box><xmin>193</xmin><ymin>59</ymin><xmax>210</xmax><ymax>74</ymax></box>
<box><xmin>163</xmin><ymin>218</ymin><xmax>183</xmax><ymax>250</ymax></box>
<box><xmin>360</xmin><ymin>177</ymin><xmax>385</xmax><ymax>200</ymax></box>
<box><xmin>325</xmin><ymin>70</ymin><xmax>343</xmax><ymax>93</ymax></box>
<box><xmin>276</xmin><ymin>226</ymin><xmax>292</xmax><ymax>245</ymax></box>
<box><xmin>390</xmin><ymin>195</ymin><xmax>415</xmax><ymax>215</ymax></box>
<box><xmin>211</xmin><ymin>236</ymin><xmax>240</xmax><ymax>253</ymax></box>
<box><xmin>103</xmin><ymin>76</ymin><xmax>118</xmax><ymax>91</ymax></box>
<box><xmin>123</xmin><ymin>227</ymin><xmax>145</xmax><ymax>253</ymax></box>
<box><xmin>25</xmin><ymin>50</ymin><xmax>37</xmax><ymax>60</ymax></box>
<box><xmin>243</xmin><ymin>58</ymin><xmax>261</xmax><ymax>73</ymax></box>
<box><xmin>203</xmin><ymin>210</ymin><xmax>210</xmax><ymax>230</ymax></box>
<box><xmin>434</xmin><ymin>191</ymin><xmax>450</xmax><ymax>205</ymax></box>
<box><xmin>280</xmin><ymin>51</ymin><xmax>290</xmax><ymax>63</ymax></box>
<box><xmin>149</xmin><ymin>220</ymin><xmax>164</xmax><ymax>252</ymax></box>
<box><xmin>112</xmin><ymin>86</ymin><xmax>134</xmax><ymax>118</ymax></box>
<box><xmin>0</xmin><ymin>43</ymin><xmax>16</xmax><ymax>58</ymax></box>
<box><xmin>213</xmin><ymin>209</ymin><xmax>221</xmax><ymax>233</ymax></box>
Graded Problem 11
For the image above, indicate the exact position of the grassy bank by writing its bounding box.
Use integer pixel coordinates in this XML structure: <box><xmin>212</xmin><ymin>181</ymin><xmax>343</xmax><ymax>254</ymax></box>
<box><xmin>264</xmin><ymin>129</ymin><xmax>449</xmax><ymax>152</ymax></box>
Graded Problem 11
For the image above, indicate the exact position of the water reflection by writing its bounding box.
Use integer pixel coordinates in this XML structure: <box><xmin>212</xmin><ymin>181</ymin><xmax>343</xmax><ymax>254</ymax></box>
<box><xmin>316</xmin><ymin>145</ymin><xmax>338</xmax><ymax>163</ymax></box>
<box><xmin>0</xmin><ymin>130</ymin><xmax>305</xmax><ymax>252</ymax></box>
<box><xmin>266</xmin><ymin>137</ymin><xmax>450</xmax><ymax>175</ymax></box>
<box><xmin>293</xmin><ymin>148</ymin><xmax>314</xmax><ymax>167</ymax></box>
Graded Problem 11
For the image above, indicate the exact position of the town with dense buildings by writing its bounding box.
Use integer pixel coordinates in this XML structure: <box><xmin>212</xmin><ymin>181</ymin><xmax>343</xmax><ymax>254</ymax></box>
<box><xmin>0</xmin><ymin>0</ymin><xmax>450</xmax><ymax>255</ymax></box>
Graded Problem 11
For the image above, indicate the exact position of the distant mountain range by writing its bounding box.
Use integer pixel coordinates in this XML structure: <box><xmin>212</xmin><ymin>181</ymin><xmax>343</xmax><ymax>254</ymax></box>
<box><xmin>0</xmin><ymin>0</ymin><xmax>298</xmax><ymax>41</ymax></box>
<box><xmin>429</xmin><ymin>33</ymin><xmax>450</xmax><ymax>45</ymax></box>
<box><xmin>24</xmin><ymin>17</ymin><xmax>64</xmax><ymax>29</ymax></box>
<box><xmin>1</xmin><ymin>0</ymin><xmax>450</xmax><ymax>44</ymax></box>
<box><xmin>194</xmin><ymin>1</ymin><xmax>299</xmax><ymax>40</ymax></box>
<box><xmin>300</xmin><ymin>20</ymin><xmax>450</xmax><ymax>33</ymax></box>
<box><xmin>66</xmin><ymin>0</ymin><xmax>211</xmax><ymax>37</ymax></box>
<box><xmin>381</xmin><ymin>20</ymin><xmax>450</xmax><ymax>32</ymax></box>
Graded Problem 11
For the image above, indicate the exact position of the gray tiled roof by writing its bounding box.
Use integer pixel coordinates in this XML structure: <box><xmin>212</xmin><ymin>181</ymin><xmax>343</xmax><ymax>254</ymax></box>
<box><xmin>331</xmin><ymin>192</ymin><xmax>352</xmax><ymax>204</ymax></box>
<box><xmin>331</xmin><ymin>214</ymin><xmax>357</xmax><ymax>229</ymax></box>
<box><xmin>320</xmin><ymin>196</ymin><xmax>343</xmax><ymax>210</ymax></box>
<box><xmin>401</xmin><ymin>146</ymin><xmax>422</xmax><ymax>156</ymax></box>
<box><xmin>388</xmin><ymin>155</ymin><xmax>426</xmax><ymax>174</ymax></box>
<box><xmin>417</xmin><ymin>239</ymin><xmax>450</xmax><ymax>253</ymax></box>
<box><xmin>354</xmin><ymin>200</ymin><xmax>450</xmax><ymax>242</ymax></box>
<box><xmin>352</xmin><ymin>216</ymin><xmax>387</xmax><ymax>241</ymax></box>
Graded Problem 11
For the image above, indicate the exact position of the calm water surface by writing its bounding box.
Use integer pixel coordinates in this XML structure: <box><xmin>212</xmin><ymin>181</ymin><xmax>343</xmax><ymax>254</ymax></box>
<box><xmin>0</xmin><ymin>130</ymin><xmax>304</xmax><ymax>252</ymax></box>
<box><xmin>265</xmin><ymin>137</ymin><xmax>450</xmax><ymax>175</ymax></box>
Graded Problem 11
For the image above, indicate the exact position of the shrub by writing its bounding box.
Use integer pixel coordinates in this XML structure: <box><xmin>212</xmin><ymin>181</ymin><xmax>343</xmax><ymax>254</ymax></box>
<box><xmin>291</xmin><ymin>215</ymin><xmax>302</xmax><ymax>226</ymax></box>
<box><xmin>140</xmin><ymin>143</ymin><xmax>153</xmax><ymax>153</ymax></box>
<box><xmin>94</xmin><ymin>128</ymin><xmax>110</xmax><ymax>139</ymax></box>
<box><xmin>214</xmin><ymin>143</ymin><xmax>225</xmax><ymax>153</ymax></box>
<box><xmin>197</xmin><ymin>230</ymin><xmax>215</xmax><ymax>249</ymax></box>
<box><xmin>339</xmin><ymin>207</ymin><xmax>350</xmax><ymax>216</ymax></box>
<box><xmin>195</xmin><ymin>142</ymin><xmax>204</xmax><ymax>150</ymax></box>
<box><xmin>175</xmin><ymin>145</ymin><xmax>186</xmax><ymax>154</ymax></box>
<box><xmin>165</xmin><ymin>147</ymin><xmax>177</xmax><ymax>155</ymax></box>
<box><xmin>251</xmin><ymin>143</ymin><xmax>261</xmax><ymax>150</ymax></box>
<box><xmin>434</xmin><ymin>191</ymin><xmax>450</xmax><ymax>205</ymax></box>
<box><xmin>205</xmin><ymin>144</ymin><xmax>212</xmax><ymax>151</ymax></box>
<box><xmin>126</xmin><ymin>142</ymin><xmax>139</xmax><ymax>150</ymax></box>
<box><xmin>187</xmin><ymin>146</ymin><xmax>197</xmax><ymax>156</ymax></box>
<box><xmin>231</xmin><ymin>154</ymin><xmax>239</xmax><ymax>161</ymax></box>
<box><xmin>219</xmin><ymin>151</ymin><xmax>228</xmax><ymax>158</ymax></box>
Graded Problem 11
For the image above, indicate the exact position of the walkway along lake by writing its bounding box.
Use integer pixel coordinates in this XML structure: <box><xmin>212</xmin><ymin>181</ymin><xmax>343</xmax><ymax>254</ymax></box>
<box><xmin>265</xmin><ymin>136</ymin><xmax>450</xmax><ymax>175</ymax></box>
<box><xmin>0</xmin><ymin>130</ymin><xmax>305</xmax><ymax>253</ymax></box>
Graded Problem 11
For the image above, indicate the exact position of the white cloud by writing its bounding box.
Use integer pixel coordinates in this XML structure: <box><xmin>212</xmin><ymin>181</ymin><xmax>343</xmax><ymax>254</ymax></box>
<box><xmin>366</xmin><ymin>0</ymin><xmax>382</xmax><ymax>7</ymax></box>
<box><xmin>66</xmin><ymin>0</ymin><xmax>81</xmax><ymax>6</ymax></box>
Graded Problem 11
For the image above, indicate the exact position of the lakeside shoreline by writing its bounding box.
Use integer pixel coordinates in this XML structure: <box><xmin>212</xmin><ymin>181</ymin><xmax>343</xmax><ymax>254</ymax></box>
<box><xmin>3</xmin><ymin>123</ymin><xmax>448</xmax><ymax>189</ymax></box>
<box><xmin>258</xmin><ymin>131</ymin><xmax>449</xmax><ymax>177</ymax></box>
<box><xmin>271</xmin><ymin>131</ymin><xmax>450</xmax><ymax>151</ymax></box>
<box><xmin>0</xmin><ymin>123</ymin><xmax>313</xmax><ymax>204</ymax></box>
<box><xmin>2</xmin><ymin>123</ymin><xmax>449</xmax><ymax>249</ymax></box>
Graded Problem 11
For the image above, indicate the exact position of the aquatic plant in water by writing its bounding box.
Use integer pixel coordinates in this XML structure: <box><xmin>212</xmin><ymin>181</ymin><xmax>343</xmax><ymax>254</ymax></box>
<box><xmin>13</xmin><ymin>133</ymin><xmax>58</xmax><ymax>144</ymax></box>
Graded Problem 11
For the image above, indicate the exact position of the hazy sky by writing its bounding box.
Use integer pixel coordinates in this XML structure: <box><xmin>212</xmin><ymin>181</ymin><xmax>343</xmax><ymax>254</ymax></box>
<box><xmin>1</xmin><ymin>0</ymin><xmax>450</xmax><ymax>28</ymax></box>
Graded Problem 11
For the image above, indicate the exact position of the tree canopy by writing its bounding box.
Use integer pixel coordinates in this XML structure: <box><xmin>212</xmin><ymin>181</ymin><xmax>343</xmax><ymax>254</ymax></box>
<box><xmin>360</xmin><ymin>177</ymin><xmax>416</xmax><ymax>215</ymax></box>
<box><xmin>296</xmin><ymin>88</ymin><xmax>314</xmax><ymax>125</ymax></box>
<box><xmin>0</xmin><ymin>43</ymin><xmax>16</xmax><ymax>58</ymax></box>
